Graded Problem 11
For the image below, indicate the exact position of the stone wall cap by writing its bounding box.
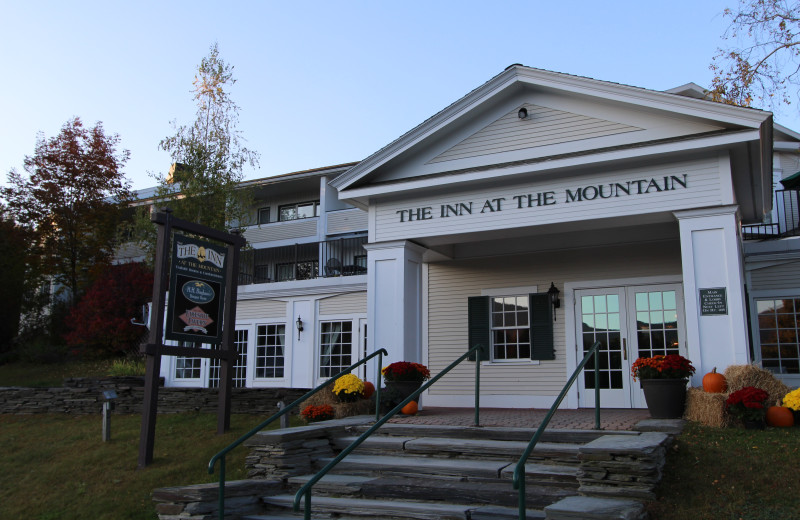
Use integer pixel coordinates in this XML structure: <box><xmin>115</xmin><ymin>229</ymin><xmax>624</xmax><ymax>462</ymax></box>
<box><xmin>580</xmin><ymin>432</ymin><xmax>669</xmax><ymax>455</ymax></box>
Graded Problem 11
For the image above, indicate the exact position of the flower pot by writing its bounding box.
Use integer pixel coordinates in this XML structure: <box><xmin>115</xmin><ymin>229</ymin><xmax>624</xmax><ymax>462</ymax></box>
<box><xmin>793</xmin><ymin>409</ymin><xmax>800</xmax><ymax>427</ymax></box>
<box><xmin>640</xmin><ymin>378</ymin><xmax>688</xmax><ymax>419</ymax></box>
<box><xmin>744</xmin><ymin>418</ymin><xmax>766</xmax><ymax>430</ymax></box>
<box><xmin>384</xmin><ymin>380</ymin><xmax>422</xmax><ymax>402</ymax></box>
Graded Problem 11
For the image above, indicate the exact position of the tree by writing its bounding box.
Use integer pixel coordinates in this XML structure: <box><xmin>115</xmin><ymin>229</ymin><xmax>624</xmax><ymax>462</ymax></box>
<box><xmin>0</xmin><ymin>209</ymin><xmax>30</xmax><ymax>359</ymax></box>
<box><xmin>135</xmin><ymin>43</ymin><xmax>259</xmax><ymax>255</ymax></box>
<box><xmin>711</xmin><ymin>0</ymin><xmax>800</xmax><ymax>110</ymax></box>
<box><xmin>3</xmin><ymin>117</ymin><xmax>132</xmax><ymax>305</ymax></box>
<box><xmin>64</xmin><ymin>262</ymin><xmax>153</xmax><ymax>357</ymax></box>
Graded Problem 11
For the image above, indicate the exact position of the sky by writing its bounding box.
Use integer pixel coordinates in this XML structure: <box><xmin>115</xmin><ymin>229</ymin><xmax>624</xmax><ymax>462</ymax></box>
<box><xmin>2</xmin><ymin>0</ymin><xmax>795</xmax><ymax>192</ymax></box>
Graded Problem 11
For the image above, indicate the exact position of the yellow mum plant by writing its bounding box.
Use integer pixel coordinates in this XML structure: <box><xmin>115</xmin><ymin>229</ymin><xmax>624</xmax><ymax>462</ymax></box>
<box><xmin>333</xmin><ymin>374</ymin><xmax>365</xmax><ymax>402</ymax></box>
<box><xmin>782</xmin><ymin>387</ymin><xmax>800</xmax><ymax>411</ymax></box>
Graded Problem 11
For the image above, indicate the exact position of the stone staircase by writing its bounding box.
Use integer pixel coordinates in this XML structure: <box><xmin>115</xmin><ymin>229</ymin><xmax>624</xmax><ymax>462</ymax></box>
<box><xmin>154</xmin><ymin>416</ymin><xmax>678</xmax><ymax>520</ymax></box>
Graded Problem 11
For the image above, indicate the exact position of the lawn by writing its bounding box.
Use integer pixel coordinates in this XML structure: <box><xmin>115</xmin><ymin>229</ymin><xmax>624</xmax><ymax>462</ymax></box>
<box><xmin>0</xmin><ymin>412</ymin><xmax>298</xmax><ymax>520</ymax></box>
<box><xmin>0</xmin><ymin>359</ymin><xmax>117</xmax><ymax>387</ymax></box>
<box><xmin>647</xmin><ymin>421</ymin><xmax>800</xmax><ymax>519</ymax></box>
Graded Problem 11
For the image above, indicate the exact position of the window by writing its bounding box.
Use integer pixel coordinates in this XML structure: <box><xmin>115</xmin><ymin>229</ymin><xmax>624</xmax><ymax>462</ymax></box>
<box><xmin>468</xmin><ymin>293</ymin><xmax>553</xmax><ymax>362</ymax></box>
<box><xmin>175</xmin><ymin>342</ymin><xmax>203</xmax><ymax>379</ymax></box>
<box><xmin>276</xmin><ymin>261</ymin><xmax>318</xmax><ymax>281</ymax></box>
<box><xmin>756</xmin><ymin>298</ymin><xmax>800</xmax><ymax>374</ymax></box>
<box><xmin>491</xmin><ymin>296</ymin><xmax>531</xmax><ymax>360</ymax></box>
<box><xmin>319</xmin><ymin>321</ymin><xmax>353</xmax><ymax>377</ymax></box>
<box><xmin>258</xmin><ymin>207</ymin><xmax>270</xmax><ymax>225</ymax></box>
<box><xmin>255</xmin><ymin>324</ymin><xmax>285</xmax><ymax>378</ymax></box>
<box><xmin>279</xmin><ymin>201</ymin><xmax>319</xmax><ymax>221</ymax></box>
<box><xmin>208</xmin><ymin>330</ymin><xmax>249</xmax><ymax>388</ymax></box>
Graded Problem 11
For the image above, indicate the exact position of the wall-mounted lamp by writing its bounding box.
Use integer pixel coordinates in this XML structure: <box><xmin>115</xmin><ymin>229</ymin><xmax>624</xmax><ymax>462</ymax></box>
<box><xmin>296</xmin><ymin>316</ymin><xmax>304</xmax><ymax>340</ymax></box>
<box><xmin>548</xmin><ymin>282</ymin><xmax>561</xmax><ymax>321</ymax></box>
<box><xmin>518</xmin><ymin>107</ymin><xmax>530</xmax><ymax>120</ymax></box>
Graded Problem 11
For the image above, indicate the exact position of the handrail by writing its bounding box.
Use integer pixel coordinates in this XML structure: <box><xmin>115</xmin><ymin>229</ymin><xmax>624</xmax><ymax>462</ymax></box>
<box><xmin>293</xmin><ymin>345</ymin><xmax>483</xmax><ymax>519</ymax></box>
<box><xmin>208</xmin><ymin>347</ymin><xmax>388</xmax><ymax>520</ymax></box>
<box><xmin>512</xmin><ymin>340</ymin><xmax>602</xmax><ymax>519</ymax></box>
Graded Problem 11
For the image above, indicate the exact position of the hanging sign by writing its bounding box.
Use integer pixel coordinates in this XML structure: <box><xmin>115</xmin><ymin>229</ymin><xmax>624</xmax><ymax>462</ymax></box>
<box><xmin>699</xmin><ymin>288</ymin><xmax>728</xmax><ymax>316</ymax></box>
<box><xmin>165</xmin><ymin>235</ymin><xmax>227</xmax><ymax>343</ymax></box>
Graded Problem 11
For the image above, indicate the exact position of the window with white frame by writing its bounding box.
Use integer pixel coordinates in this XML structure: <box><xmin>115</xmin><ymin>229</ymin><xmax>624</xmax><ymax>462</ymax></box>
<box><xmin>208</xmin><ymin>330</ymin><xmax>249</xmax><ymax>388</ymax></box>
<box><xmin>175</xmin><ymin>342</ymin><xmax>202</xmax><ymax>379</ymax></box>
<box><xmin>279</xmin><ymin>201</ymin><xmax>319</xmax><ymax>222</ymax></box>
<box><xmin>255</xmin><ymin>324</ymin><xmax>285</xmax><ymax>378</ymax></box>
<box><xmin>491</xmin><ymin>296</ymin><xmax>531</xmax><ymax>361</ymax></box>
<box><xmin>756</xmin><ymin>298</ymin><xmax>800</xmax><ymax>374</ymax></box>
<box><xmin>319</xmin><ymin>321</ymin><xmax>353</xmax><ymax>377</ymax></box>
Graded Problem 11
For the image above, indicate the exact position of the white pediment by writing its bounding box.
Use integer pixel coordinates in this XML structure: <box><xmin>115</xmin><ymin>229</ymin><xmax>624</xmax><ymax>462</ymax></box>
<box><xmin>428</xmin><ymin>103</ymin><xmax>644</xmax><ymax>164</ymax></box>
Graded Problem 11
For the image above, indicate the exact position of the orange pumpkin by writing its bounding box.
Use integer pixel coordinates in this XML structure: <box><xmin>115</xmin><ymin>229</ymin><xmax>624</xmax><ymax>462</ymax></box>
<box><xmin>401</xmin><ymin>401</ymin><xmax>418</xmax><ymax>415</ymax></box>
<box><xmin>702</xmin><ymin>367</ymin><xmax>727</xmax><ymax>393</ymax></box>
<box><xmin>362</xmin><ymin>381</ymin><xmax>375</xmax><ymax>399</ymax></box>
<box><xmin>766</xmin><ymin>406</ymin><xmax>794</xmax><ymax>427</ymax></box>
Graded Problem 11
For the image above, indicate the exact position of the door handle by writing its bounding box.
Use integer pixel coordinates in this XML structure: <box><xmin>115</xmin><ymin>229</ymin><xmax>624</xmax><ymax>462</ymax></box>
<box><xmin>623</xmin><ymin>338</ymin><xmax>627</xmax><ymax>361</ymax></box>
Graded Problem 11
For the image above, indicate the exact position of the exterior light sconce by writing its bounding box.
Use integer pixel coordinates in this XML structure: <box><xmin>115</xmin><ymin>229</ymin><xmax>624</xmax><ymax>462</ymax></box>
<box><xmin>518</xmin><ymin>107</ymin><xmax>530</xmax><ymax>120</ymax></box>
<box><xmin>548</xmin><ymin>282</ymin><xmax>560</xmax><ymax>321</ymax></box>
<box><xmin>296</xmin><ymin>316</ymin><xmax>304</xmax><ymax>340</ymax></box>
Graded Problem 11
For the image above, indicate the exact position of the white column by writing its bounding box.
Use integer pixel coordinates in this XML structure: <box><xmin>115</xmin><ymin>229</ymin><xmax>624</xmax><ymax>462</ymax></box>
<box><xmin>364</xmin><ymin>241</ymin><xmax>426</xmax><ymax>370</ymax></box>
<box><xmin>674</xmin><ymin>206</ymin><xmax>750</xmax><ymax>385</ymax></box>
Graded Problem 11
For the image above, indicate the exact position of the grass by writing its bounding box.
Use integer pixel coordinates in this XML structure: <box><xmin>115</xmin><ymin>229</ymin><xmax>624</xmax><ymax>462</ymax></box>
<box><xmin>0</xmin><ymin>412</ymin><xmax>300</xmax><ymax>520</ymax></box>
<box><xmin>647</xmin><ymin>421</ymin><xmax>800</xmax><ymax>519</ymax></box>
<box><xmin>0</xmin><ymin>359</ymin><xmax>117</xmax><ymax>387</ymax></box>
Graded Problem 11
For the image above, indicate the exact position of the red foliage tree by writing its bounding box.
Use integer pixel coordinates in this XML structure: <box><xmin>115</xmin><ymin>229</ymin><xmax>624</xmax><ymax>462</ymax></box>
<box><xmin>64</xmin><ymin>262</ymin><xmax>153</xmax><ymax>357</ymax></box>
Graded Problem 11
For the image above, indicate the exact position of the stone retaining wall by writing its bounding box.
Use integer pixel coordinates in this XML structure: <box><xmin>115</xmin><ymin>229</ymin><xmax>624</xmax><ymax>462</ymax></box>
<box><xmin>0</xmin><ymin>377</ymin><xmax>309</xmax><ymax>415</ymax></box>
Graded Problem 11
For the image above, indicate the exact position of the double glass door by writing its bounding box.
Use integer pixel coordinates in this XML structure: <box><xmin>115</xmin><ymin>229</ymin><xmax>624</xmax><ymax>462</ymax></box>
<box><xmin>576</xmin><ymin>284</ymin><xmax>684</xmax><ymax>408</ymax></box>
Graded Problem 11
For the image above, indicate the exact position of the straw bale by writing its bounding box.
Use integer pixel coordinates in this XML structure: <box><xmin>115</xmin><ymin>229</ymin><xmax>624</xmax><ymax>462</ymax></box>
<box><xmin>723</xmin><ymin>364</ymin><xmax>791</xmax><ymax>406</ymax></box>
<box><xmin>684</xmin><ymin>387</ymin><xmax>731</xmax><ymax>428</ymax></box>
<box><xmin>301</xmin><ymin>386</ymin><xmax>337</xmax><ymax>408</ymax></box>
<box><xmin>300</xmin><ymin>386</ymin><xmax>372</xmax><ymax>419</ymax></box>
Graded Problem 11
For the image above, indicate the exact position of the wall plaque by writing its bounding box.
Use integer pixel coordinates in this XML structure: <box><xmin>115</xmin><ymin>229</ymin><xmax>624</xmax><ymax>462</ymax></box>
<box><xmin>700</xmin><ymin>288</ymin><xmax>728</xmax><ymax>316</ymax></box>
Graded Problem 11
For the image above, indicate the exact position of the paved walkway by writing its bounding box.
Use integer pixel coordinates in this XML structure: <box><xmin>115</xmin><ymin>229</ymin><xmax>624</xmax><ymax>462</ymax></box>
<box><xmin>387</xmin><ymin>407</ymin><xmax>652</xmax><ymax>431</ymax></box>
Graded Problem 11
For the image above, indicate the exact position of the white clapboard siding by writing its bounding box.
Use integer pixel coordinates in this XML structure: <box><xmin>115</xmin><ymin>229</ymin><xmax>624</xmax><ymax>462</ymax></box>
<box><xmin>236</xmin><ymin>299</ymin><xmax>287</xmax><ymax>320</ymax></box>
<box><xmin>326</xmin><ymin>208</ymin><xmax>368</xmax><ymax>235</ymax></box>
<box><xmin>779</xmin><ymin>153</ymin><xmax>800</xmax><ymax>180</ymax></box>
<box><xmin>426</xmin><ymin>241</ymin><xmax>682</xmax><ymax>396</ymax></box>
<box><xmin>319</xmin><ymin>292</ymin><xmax>367</xmax><ymax>315</ymax></box>
<box><xmin>242</xmin><ymin>218</ymin><xmax>318</xmax><ymax>245</ymax></box>
<box><xmin>750</xmin><ymin>261</ymin><xmax>800</xmax><ymax>291</ymax></box>
<box><xmin>114</xmin><ymin>242</ymin><xmax>146</xmax><ymax>262</ymax></box>
<box><xmin>429</xmin><ymin>104</ymin><xmax>643</xmax><ymax>164</ymax></box>
<box><xmin>376</xmin><ymin>157</ymin><xmax>721</xmax><ymax>243</ymax></box>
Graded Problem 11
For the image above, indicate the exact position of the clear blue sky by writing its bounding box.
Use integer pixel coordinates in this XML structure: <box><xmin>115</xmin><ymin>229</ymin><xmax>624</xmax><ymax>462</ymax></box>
<box><xmin>2</xmin><ymin>0</ymin><xmax>793</xmax><ymax>191</ymax></box>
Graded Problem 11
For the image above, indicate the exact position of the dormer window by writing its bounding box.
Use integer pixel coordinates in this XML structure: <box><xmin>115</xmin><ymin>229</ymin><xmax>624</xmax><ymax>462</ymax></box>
<box><xmin>258</xmin><ymin>207</ymin><xmax>270</xmax><ymax>225</ymax></box>
<box><xmin>279</xmin><ymin>201</ymin><xmax>319</xmax><ymax>221</ymax></box>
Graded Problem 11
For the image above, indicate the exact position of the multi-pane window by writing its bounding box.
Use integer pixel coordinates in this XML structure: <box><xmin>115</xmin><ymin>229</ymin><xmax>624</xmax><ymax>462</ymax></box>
<box><xmin>175</xmin><ymin>342</ymin><xmax>202</xmax><ymax>379</ymax></box>
<box><xmin>581</xmin><ymin>294</ymin><xmax>623</xmax><ymax>390</ymax></box>
<box><xmin>757</xmin><ymin>298</ymin><xmax>800</xmax><ymax>374</ymax></box>
<box><xmin>258</xmin><ymin>207</ymin><xmax>270</xmax><ymax>225</ymax></box>
<box><xmin>635</xmin><ymin>290</ymin><xmax>679</xmax><ymax>358</ymax></box>
<box><xmin>208</xmin><ymin>330</ymin><xmax>249</xmax><ymax>388</ymax></box>
<box><xmin>279</xmin><ymin>201</ymin><xmax>319</xmax><ymax>221</ymax></box>
<box><xmin>319</xmin><ymin>321</ymin><xmax>353</xmax><ymax>377</ymax></box>
<box><xmin>490</xmin><ymin>296</ymin><xmax>531</xmax><ymax>361</ymax></box>
<box><xmin>255</xmin><ymin>324</ymin><xmax>285</xmax><ymax>378</ymax></box>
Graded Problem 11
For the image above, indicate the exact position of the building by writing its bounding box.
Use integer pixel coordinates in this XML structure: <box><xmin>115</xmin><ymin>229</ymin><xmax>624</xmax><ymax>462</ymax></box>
<box><xmin>141</xmin><ymin>65</ymin><xmax>800</xmax><ymax>408</ymax></box>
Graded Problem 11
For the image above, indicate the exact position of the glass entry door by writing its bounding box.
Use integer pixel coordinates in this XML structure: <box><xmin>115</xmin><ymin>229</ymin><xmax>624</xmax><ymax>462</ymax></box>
<box><xmin>576</xmin><ymin>284</ymin><xmax>684</xmax><ymax>409</ymax></box>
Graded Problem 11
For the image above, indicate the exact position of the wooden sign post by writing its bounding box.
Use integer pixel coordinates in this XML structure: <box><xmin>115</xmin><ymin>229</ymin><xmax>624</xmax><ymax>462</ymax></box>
<box><xmin>138</xmin><ymin>209</ymin><xmax>245</xmax><ymax>468</ymax></box>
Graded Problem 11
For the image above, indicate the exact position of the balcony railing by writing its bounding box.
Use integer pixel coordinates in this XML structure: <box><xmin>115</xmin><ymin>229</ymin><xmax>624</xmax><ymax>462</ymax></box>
<box><xmin>742</xmin><ymin>189</ymin><xmax>800</xmax><ymax>239</ymax></box>
<box><xmin>238</xmin><ymin>236</ymin><xmax>367</xmax><ymax>285</ymax></box>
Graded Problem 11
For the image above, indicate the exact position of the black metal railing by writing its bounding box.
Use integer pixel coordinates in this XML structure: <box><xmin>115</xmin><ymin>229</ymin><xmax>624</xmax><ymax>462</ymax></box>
<box><xmin>238</xmin><ymin>235</ymin><xmax>367</xmax><ymax>285</ymax></box>
<box><xmin>207</xmin><ymin>348</ymin><xmax>387</xmax><ymax>520</ymax></box>
<box><xmin>742</xmin><ymin>189</ymin><xmax>800</xmax><ymax>239</ymax></box>
<box><xmin>293</xmin><ymin>345</ymin><xmax>483</xmax><ymax>520</ymax></box>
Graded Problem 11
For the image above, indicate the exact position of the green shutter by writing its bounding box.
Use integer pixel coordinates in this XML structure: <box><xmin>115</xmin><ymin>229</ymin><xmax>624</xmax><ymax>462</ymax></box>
<box><xmin>468</xmin><ymin>296</ymin><xmax>490</xmax><ymax>361</ymax></box>
<box><xmin>530</xmin><ymin>293</ymin><xmax>555</xmax><ymax>360</ymax></box>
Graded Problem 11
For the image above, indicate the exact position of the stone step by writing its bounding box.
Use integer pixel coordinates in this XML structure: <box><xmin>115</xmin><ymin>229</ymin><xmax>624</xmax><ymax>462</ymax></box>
<box><xmin>347</xmin><ymin>423</ymin><xmax>634</xmax><ymax>444</ymax></box>
<box><xmin>287</xmin><ymin>474</ymin><xmax>578</xmax><ymax>508</ymax></box>
<box><xmin>332</xmin><ymin>435</ymin><xmax>582</xmax><ymax>463</ymax></box>
<box><xmin>260</xmin><ymin>494</ymin><xmax>546</xmax><ymax>519</ymax></box>
<box><xmin>315</xmin><ymin>453</ymin><xmax>511</xmax><ymax>480</ymax></box>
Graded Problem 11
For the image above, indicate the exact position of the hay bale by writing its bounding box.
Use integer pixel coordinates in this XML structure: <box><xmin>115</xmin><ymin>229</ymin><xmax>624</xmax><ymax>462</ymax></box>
<box><xmin>299</xmin><ymin>386</ymin><xmax>372</xmax><ymax>420</ymax></box>
<box><xmin>723</xmin><ymin>364</ymin><xmax>791</xmax><ymax>406</ymax></box>
<box><xmin>684</xmin><ymin>387</ymin><xmax>731</xmax><ymax>428</ymax></box>
<box><xmin>301</xmin><ymin>386</ymin><xmax>337</xmax><ymax>408</ymax></box>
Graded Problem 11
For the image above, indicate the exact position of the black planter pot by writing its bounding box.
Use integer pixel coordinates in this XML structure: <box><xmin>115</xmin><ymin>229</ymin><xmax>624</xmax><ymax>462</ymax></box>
<box><xmin>384</xmin><ymin>380</ymin><xmax>422</xmax><ymax>402</ymax></box>
<box><xmin>640</xmin><ymin>378</ymin><xmax>688</xmax><ymax>419</ymax></box>
<box><xmin>744</xmin><ymin>418</ymin><xmax>766</xmax><ymax>430</ymax></box>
